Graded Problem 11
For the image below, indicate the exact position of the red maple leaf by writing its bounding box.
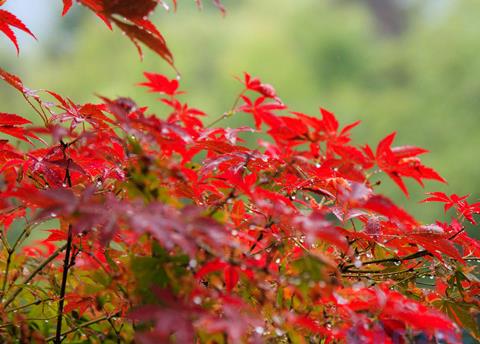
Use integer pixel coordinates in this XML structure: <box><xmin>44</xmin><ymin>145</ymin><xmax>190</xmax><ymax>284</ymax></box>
<box><xmin>0</xmin><ymin>9</ymin><xmax>35</xmax><ymax>54</ymax></box>
<box><xmin>369</xmin><ymin>132</ymin><xmax>446</xmax><ymax>196</ymax></box>
<box><xmin>422</xmin><ymin>192</ymin><xmax>480</xmax><ymax>224</ymax></box>
<box><xmin>0</xmin><ymin>112</ymin><xmax>39</xmax><ymax>143</ymax></box>
<box><xmin>139</xmin><ymin>72</ymin><xmax>181</xmax><ymax>96</ymax></box>
<box><xmin>239</xmin><ymin>96</ymin><xmax>286</xmax><ymax>129</ymax></box>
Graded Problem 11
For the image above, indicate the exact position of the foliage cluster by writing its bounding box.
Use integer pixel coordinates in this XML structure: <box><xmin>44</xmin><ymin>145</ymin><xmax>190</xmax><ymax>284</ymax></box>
<box><xmin>0</xmin><ymin>1</ymin><xmax>479</xmax><ymax>343</ymax></box>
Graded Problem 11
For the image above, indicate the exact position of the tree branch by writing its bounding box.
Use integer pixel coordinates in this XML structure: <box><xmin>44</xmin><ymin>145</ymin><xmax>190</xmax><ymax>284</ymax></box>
<box><xmin>341</xmin><ymin>250</ymin><xmax>431</xmax><ymax>272</ymax></box>
<box><xmin>54</xmin><ymin>224</ymin><xmax>74</xmax><ymax>344</ymax></box>
<box><xmin>3</xmin><ymin>243</ymin><xmax>67</xmax><ymax>308</ymax></box>
<box><xmin>46</xmin><ymin>312</ymin><xmax>121</xmax><ymax>342</ymax></box>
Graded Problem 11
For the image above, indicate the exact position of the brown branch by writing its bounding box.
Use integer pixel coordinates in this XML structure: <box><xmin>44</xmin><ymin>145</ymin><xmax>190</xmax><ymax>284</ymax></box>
<box><xmin>341</xmin><ymin>250</ymin><xmax>431</xmax><ymax>272</ymax></box>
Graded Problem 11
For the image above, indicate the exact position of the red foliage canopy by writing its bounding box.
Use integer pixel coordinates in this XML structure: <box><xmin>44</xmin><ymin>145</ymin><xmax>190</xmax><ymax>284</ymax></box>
<box><xmin>0</xmin><ymin>1</ymin><xmax>479</xmax><ymax>343</ymax></box>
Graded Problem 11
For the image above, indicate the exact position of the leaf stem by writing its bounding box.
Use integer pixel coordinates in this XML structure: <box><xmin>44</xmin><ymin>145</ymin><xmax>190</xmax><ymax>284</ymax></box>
<box><xmin>22</xmin><ymin>93</ymin><xmax>48</xmax><ymax>125</ymax></box>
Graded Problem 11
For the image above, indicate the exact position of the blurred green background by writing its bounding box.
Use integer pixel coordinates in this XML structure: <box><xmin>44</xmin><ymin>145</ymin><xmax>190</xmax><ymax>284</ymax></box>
<box><xmin>1</xmin><ymin>0</ymin><xmax>479</xmax><ymax>223</ymax></box>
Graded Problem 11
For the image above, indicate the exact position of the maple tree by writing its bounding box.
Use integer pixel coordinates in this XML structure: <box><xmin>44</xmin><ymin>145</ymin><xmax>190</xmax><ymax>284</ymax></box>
<box><xmin>0</xmin><ymin>1</ymin><xmax>479</xmax><ymax>343</ymax></box>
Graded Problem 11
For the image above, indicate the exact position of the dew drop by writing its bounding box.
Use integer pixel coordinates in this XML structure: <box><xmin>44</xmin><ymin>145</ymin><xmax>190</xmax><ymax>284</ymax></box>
<box><xmin>254</xmin><ymin>326</ymin><xmax>265</xmax><ymax>335</ymax></box>
<box><xmin>231</xmin><ymin>230</ymin><xmax>238</xmax><ymax>236</ymax></box>
<box><xmin>193</xmin><ymin>296</ymin><xmax>202</xmax><ymax>305</ymax></box>
<box><xmin>272</xmin><ymin>315</ymin><xmax>283</xmax><ymax>324</ymax></box>
<box><xmin>394</xmin><ymin>260</ymin><xmax>401</xmax><ymax>266</ymax></box>
<box><xmin>275</xmin><ymin>258</ymin><xmax>281</xmax><ymax>264</ymax></box>
<box><xmin>189</xmin><ymin>259</ymin><xmax>197</xmax><ymax>268</ymax></box>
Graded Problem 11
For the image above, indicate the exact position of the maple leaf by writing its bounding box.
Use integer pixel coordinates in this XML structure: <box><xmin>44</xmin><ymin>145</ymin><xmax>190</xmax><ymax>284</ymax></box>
<box><xmin>75</xmin><ymin>0</ymin><xmax>175</xmax><ymax>68</ymax></box>
<box><xmin>62</xmin><ymin>0</ymin><xmax>73</xmax><ymax>16</ymax></box>
<box><xmin>433</xmin><ymin>300</ymin><xmax>480</xmax><ymax>341</ymax></box>
<box><xmin>139</xmin><ymin>72</ymin><xmax>180</xmax><ymax>96</ymax></box>
<box><xmin>0</xmin><ymin>112</ymin><xmax>38</xmax><ymax>144</ymax></box>
<box><xmin>0</xmin><ymin>9</ymin><xmax>36</xmax><ymax>54</ymax></box>
<box><xmin>0</xmin><ymin>207</ymin><xmax>25</xmax><ymax>232</ymax></box>
<box><xmin>362</xmin><ymin>194</ymin><xmax>418</xmax><ymax>227</ymax></box>
<box><xmin>111</xmin><ymin>17</ymin><xmax>174</xmax><ymax>67</ymax></box>
<box><xmin>64</xmin><ymin>293</ymin><xmax>95</xmax><ymax>316</ymax></box>
<box><xmin>238</xmin><ymin>96</ymin><xmax>286</xmax><ymax>129</ymax></box>
<box><xmin>422</xmin><ymin>192</ymin><xmax>480</xmax><ymax>224</ymax></box>
<box><xmin>292</xmin><ymin>108</ymin><xmax>360</xmax><ymax>148</ymax></box>
<box><xmin>196</xmin><ymin>259</ymin><xmax>253</xmax><ymax>292</ymax></box>
<box><xmin>102</xmin><ymin>0</ymin><xmax>159</xmax><ymax>18</ymax></box>
<box><xmin>409</xmin><ymin>229</ymin><xmax>464</xmax><ymax>263</ymax></box>
<box><xmin>330</xmin><ymin>285</ymin><xmax>460</xmax><ymax>342</ymax></box>
<box><xmin>195</xmin><ymin>297</ymin><xmax>262</xmax><ymax>343</ymax></box>
<box><xmin>372</xmin><ymin>132</ymin><xmax>446</xmax><ymax>196</ymax></box>
<box><xmin>240</xmin><ymin>72</ymin><xmax>278</xmax><ymax>99</ymax></box>
<box><xmin>129</xmin><ymin>288</ymin><xmax>201</xmax><ymax>344</ymax></box>
<box><xmin>293</xmin><ymin>211</ymin><xmax>349</xmax><ymax>252</ymax></box>
<box><xmin>0</xmin><ymin>67</ymin><xmax>25</xmax><ymax>92</ymax></box>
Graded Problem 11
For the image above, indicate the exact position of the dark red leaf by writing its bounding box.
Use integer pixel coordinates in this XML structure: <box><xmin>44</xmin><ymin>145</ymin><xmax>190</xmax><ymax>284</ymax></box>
<box><xmin>111</xmin><ymin>17</ymin><xmax>174</xmax><ymax>67</ymax></box>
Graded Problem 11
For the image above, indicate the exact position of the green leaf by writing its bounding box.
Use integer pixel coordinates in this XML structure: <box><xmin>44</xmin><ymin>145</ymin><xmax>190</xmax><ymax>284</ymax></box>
<box><xmin>433</xmin><ymin>300</ymin><xmax>480</xmax><ymax>340</ymax></box>
<box><xmin>131</xmin><ymin>255</ymin><xmax>169</xmax><ymax>303</ymax></box>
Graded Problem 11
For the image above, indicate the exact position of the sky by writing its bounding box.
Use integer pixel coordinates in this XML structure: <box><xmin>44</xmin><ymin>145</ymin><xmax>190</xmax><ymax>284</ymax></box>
<box><xmin>3</xmin><ymin>0</ymin><xmax>61</xmax><ymax>52</ymax></box>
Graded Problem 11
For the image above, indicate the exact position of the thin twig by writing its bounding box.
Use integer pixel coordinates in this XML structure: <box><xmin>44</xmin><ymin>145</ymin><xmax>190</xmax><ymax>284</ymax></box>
<box><xmin>23</xmin><ymin>94</ymin><xmax>48</xmax><ymax>125</ymax></box>
<box><xmin>6</xmin><ymin>297</ymin><xmax>53</xmax><ymax>313</ymax></box>
<box><xmin>341</xmin><ymin>250</ymin><xmax>431</xmax><ymax>272</ymax></box>
<box><xmin>206</xmin><ymin>90</ymin><xmax>245</xmax><ymax>128</ymax></box>
<box><xmin>3</xmin><ymin>243</ymin><xmax>67</xmax><ymax>308</ymax></box>
<box><xmin>46</xmin><ymin>312</ymin><xmax>121</xmax><ymax>342</ymax></box>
